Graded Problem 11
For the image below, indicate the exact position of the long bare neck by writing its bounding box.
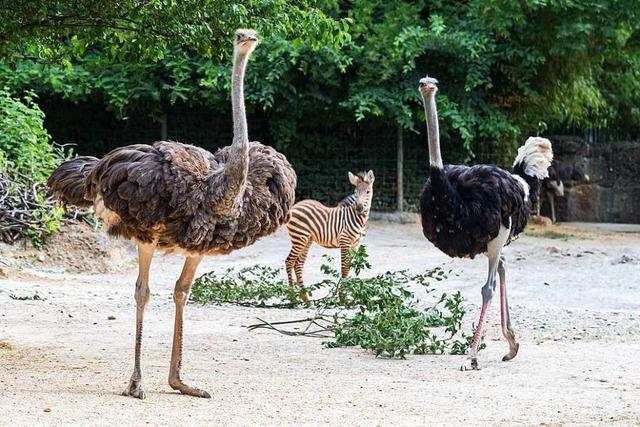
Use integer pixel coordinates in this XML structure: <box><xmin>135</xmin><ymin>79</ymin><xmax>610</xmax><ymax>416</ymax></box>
<box><xmin>422</xmin><ymin>92</ymin><xmax>444</xmax><ymax>169</ymax></box>
<box><xmin>210</xmin><ymin>46</ymin><xmax>252</xmax><ymax>214</ymax></box>
<box><xmin>231</xmin><ymin>48</ymin><xmax>250</xmax><ymax>149</ymax></box>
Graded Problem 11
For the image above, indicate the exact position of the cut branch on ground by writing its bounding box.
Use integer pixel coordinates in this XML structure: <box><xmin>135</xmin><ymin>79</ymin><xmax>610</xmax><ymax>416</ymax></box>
<box><xmin>193</xmin><ymin>246</ymin><xmax>485</xmax><ymax>358</ymax></box>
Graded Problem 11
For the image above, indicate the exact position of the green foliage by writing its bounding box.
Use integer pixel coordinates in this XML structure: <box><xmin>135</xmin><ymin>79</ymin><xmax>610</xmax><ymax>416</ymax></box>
<box><xmin>193</xmin><ymin>246</ymin><xmax>482</xmax><ymax>358</ymax></box>
<box><xmin>3</xmin><ymin>0</ymin><xmax>639</xmax><ymax>163</ymax></box>
<box><xmin>21</xmin><ymin>196</ymin><xmax>65</xmax><ymax>250</ymax></box>
<box><xmin>192</xmin><ymin>265</ymin><xmax>308</xmax><ymax>308</ymax></box>
<box><xmin>0</xmin><ymin>89</ymin><xmax>65</xmax><ymax>180</ymax></box>
<box><xmin>526</xmin><ymin>229</ymin><xmax>572</xmax><ymax>241</ymax></box>
<box><xmin>9</xmin><ymin>292</ymin><xmax>44</xmax><ymax>301</ymax></box>
<box><xmin>0</xmin><ymin>0</ymin><xmax>348</xmax><ymax>63</ymax></box>
<box><xmin>0</xmin><ymin>89</ymin><xmax>68</xmax><ymax>247</ymax></box>
<box><xmin>329</xmin><ymin>250</ymin><xmax>478</xmax><ymax>358</ymax></box>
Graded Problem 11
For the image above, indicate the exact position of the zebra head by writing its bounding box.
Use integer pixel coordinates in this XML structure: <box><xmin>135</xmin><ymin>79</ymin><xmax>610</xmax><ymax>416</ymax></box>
<box><xmin>348</xmin><ymin>170</ymin><xmax>375</xmax><ymax>214</ymax></box>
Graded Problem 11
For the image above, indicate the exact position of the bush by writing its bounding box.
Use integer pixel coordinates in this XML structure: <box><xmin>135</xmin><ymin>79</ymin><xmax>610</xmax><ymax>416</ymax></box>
<box><xmin>0</xmin><ymin>89</ymin><xmax>65</xmax><ymax>180</ymax></box>
<box><xmin>0</xmin><ymin>89</ymin><xmax>69</xmax><ymax>247</ymax></box>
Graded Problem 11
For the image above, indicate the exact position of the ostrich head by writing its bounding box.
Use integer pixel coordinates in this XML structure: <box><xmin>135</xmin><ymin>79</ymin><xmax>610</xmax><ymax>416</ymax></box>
<box><xmin>348</xmin><ymin>170</ymin><xmax>375</xmax><ymax>214</ymax></box>
<box><xmin>234</xmin><ymin>29</ymin><xmax>258</xmax><ymax>56</ymax></box>
<box><xmin>419</xmin><ymin>76</ymin><xmax>439</xmax><ymax>96</ymax></box>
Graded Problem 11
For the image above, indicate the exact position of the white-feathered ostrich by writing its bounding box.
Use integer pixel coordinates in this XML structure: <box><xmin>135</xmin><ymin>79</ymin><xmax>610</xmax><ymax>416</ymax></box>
<box><xmin>47</xmin><ymin>29</ymin><xmax>296</xmax><ymax>398</ymax></box>
<box><xmin>418</xmin><ymin>77</ymin><xmax>552</xmax><ymax>370</ymax></box>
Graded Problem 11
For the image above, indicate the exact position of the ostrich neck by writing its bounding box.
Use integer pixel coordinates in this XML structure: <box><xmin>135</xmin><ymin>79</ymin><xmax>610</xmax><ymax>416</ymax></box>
<box><xmin>209</xmin><ymin>47</ymin><xmax>252</xmax><ymax>215</ymax></box>
<box><xmin>231</xmin><ymin>50</ymin><xmax>249</xmax><ymax>149</ymax></box>
<box><xmin>219</xmin><ymin>47</ymin><xmax>250</xmax><ymax>211</ymax></box>
<box><xmin>422</xmin><ymin>92</ymin><xmax>444</xmax><ymax>169</ymax></box>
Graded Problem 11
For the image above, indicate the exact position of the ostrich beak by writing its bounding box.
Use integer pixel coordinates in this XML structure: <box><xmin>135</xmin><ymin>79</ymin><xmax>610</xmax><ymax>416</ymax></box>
<box><xmin>419</xmin><ymin>76</ymin><xmax>439</xmax><ymax>92</ymax></box>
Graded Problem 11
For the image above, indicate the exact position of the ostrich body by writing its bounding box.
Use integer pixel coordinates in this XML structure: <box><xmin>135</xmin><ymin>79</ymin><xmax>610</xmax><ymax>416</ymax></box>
<box><xmin>47</xmin><ymin>29</ymin><xmax>296</xmax><ymax>398</ymax></box>
<box><xmin>418</xmin><ymin>77</ymin><xmax>552</xmax><ymax>370</ymax></box>
<box><xmin>540</xmin><ymin>162</ymin><xmax>590</xmax><ymax>222</ymax></box>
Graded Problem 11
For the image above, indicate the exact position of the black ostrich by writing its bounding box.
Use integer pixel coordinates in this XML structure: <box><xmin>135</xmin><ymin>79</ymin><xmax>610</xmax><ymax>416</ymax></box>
<box><xmin>418</xmin><ymin>77</ymin><xmax>553</xmax><ymax>370</ymax></box>
<box><xmin>539</xmin><ymin>162</ymin><xmax>590</xmax><ymax>223</ymax></box>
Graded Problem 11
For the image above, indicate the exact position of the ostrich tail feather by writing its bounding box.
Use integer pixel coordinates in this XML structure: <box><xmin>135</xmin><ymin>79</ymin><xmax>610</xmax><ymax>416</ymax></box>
<box><xmin>47</xmin><ymin>156</ymin><xmax>98</xmax><ymax>207</ymax></box>
<box><xmin>512</xmin><ymin>137</ymin><xmax>553</xmax><ymax>180</ymax></box>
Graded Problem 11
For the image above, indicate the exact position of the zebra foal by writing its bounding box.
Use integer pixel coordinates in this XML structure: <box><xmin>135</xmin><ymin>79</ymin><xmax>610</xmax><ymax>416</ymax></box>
<box><xmin>285</xmin><ymin>171</ymin><xmax>375</xmax><ymax>301</ymax></box>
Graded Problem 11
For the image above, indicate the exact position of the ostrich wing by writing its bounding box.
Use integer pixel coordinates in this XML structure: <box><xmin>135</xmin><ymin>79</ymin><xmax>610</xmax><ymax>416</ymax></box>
<box><xmin>87</xmin><ymin>140</ymin><xmax>296</xmax><ymax>254</ymax></box>
<box><xmin>421</xmin><ymin>164</ymin><xmax>529</xmax><ymax>258</ymax></box>
<box><xmin>87</xmin><ymin>141</ymin><xmax>218</xmax><ymax>243</ymax></box>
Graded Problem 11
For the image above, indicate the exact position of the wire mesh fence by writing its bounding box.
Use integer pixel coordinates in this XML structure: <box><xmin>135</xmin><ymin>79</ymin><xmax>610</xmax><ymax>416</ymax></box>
<box><xmin>40</xmin><ymin>99</ymin><xmax>601</xmax><ymax>212</ymax></box>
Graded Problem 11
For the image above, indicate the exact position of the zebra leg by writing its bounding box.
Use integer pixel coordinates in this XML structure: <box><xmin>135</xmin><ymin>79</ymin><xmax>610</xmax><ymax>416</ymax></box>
<box><xmin>285</xmin><ymin>247</ymin><xmax>297</xmax><ymax>291</ymax></box>
<box><xmin>338</xmin><ymin>246</ymin><xmax>351</xmax><ymax>302</ymax></box>
<box><xmin>340</xmin><ymin>246</ymin><xmax>351</xmax><ymax>279</ymax></box>
<box><xmin>294</xmin><ymin>242</ymin><xmax>312</xmax><ymax>303</ymax></box>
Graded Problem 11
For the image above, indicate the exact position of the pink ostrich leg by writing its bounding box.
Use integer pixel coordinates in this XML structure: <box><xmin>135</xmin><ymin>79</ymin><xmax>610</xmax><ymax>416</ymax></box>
<box><xmin>498</xmin><ymin>255</ymin><xmax>519</xmax><ymax>361</ymax></box>
<box><xmin>461</xmin><ymin>227</ymin><xmax>510</xmax><ymax>371</ymax></box>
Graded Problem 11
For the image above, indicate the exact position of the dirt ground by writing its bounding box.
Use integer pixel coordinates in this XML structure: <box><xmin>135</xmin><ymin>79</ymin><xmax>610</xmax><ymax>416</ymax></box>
<box><xmin>1</xmin><ymin>221</ymin><xmax>639</xmax><ymax>426</ymax></box>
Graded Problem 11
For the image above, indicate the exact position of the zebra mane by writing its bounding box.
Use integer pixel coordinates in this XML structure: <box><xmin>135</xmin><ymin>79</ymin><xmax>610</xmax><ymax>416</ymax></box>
<box><xmin>337</xmin><ymin>193</ymin><xmax>356</xmax><ymax>207</ymax></box>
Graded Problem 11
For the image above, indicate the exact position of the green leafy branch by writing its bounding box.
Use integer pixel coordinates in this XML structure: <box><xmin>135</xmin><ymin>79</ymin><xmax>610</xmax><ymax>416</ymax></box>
<box><xmin>192</xmin><ymin>246</ymin><xmax>484</xmax><ymax>358</ymax></box>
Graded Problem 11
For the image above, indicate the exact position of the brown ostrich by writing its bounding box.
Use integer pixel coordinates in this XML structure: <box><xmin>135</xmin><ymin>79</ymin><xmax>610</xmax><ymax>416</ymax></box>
<box><xmin>47</xmin><ymin>29</ymin><xmax>296</xmax><ymax>399</ymax></box>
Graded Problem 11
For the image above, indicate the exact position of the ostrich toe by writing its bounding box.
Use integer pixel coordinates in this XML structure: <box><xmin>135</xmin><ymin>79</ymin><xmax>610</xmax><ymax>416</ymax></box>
<box><xmin>122</xmin><ymin>380</ymin><xmax>146</xmax><ymax>399</ymax></box>
<box><xmin>170</xmin><ymin>381</ymin><xmax>211</xmax><ymax>398</ymax></box>
<box><xmin>502</xmin><ymin>342</ymin><xmax>520</xmax><ymax>361</ymax></box>
<box><xmin>460</xmin><ymin>357</ymin><xmax>481</xmax><ymax>371</ymax></box>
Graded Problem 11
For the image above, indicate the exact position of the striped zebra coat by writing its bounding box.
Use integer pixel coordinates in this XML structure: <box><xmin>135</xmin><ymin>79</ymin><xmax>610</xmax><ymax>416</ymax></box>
<box><xmin>285</xmin><ymin>171</ymin><xmax>375</xmax><ymax>301</ymax></box>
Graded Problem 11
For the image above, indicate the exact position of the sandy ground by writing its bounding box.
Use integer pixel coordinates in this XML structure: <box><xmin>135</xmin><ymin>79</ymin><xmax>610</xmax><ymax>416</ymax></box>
<box><xmin>1</xmin><ymin>221</ymin><xmax>639</xmax><ymax>426</ymax></box>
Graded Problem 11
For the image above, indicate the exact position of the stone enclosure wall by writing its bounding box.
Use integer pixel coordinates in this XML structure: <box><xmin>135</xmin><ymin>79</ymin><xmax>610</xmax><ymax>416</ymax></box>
<box><xmin>546</xmin><ymin>137</ymin><xmax>640</xmax><ymax>223</ymax></box>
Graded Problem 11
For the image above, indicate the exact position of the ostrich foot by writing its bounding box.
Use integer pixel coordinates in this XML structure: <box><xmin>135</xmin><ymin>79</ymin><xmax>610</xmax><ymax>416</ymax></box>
<box><xmin>502</xmin><ymin>328</ymin><xmax>520</xmax><ymax>361</ymax></box>
<box><xmin>460</xmin><ymin>357</ymin><xmax>480</xmax><ymax>371</ymax></box>
<box><xmin>169</xmin><ymin>380</ymin><xmax>211</xmax><ymax>398</ymax></box>
<box><xmin>122</xmin><ymin>379</ymin><xmax>146</xmax><ymax>399</ymax></box>
<box><xmin>502</xmin><ymin>342</ymin><xmax>520</xmax><ymax>361</ymax></box>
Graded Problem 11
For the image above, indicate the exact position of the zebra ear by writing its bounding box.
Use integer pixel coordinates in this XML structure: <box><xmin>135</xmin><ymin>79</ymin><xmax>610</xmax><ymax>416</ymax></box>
<box><xmin>348</xmin><ymin>172</ymin><xmax>358</xmax><ymax>186</ymax></box>
<box><xmin>367</xmin><ymin>170</ymin><xmax>375</xmax><ymax>183</ymax></box>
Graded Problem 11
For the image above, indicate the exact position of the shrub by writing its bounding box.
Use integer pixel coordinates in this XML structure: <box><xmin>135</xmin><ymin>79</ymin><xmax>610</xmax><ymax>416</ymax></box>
<box><xmin>0</xmin><ymin>89</ymin><xmax>69</xmax><ymax>246</ymax></box>
<box><xmin>0</xmin><ymin>89</ymin><xmax>65</xmax><ymax>180</ymax></box>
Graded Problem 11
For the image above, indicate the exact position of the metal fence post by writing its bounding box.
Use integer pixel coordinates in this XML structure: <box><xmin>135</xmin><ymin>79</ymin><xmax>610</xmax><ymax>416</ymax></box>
<box><xmin>396</xmin><ymin>124</ymin><xmax>404</xmax><ymax>212</ymax></box>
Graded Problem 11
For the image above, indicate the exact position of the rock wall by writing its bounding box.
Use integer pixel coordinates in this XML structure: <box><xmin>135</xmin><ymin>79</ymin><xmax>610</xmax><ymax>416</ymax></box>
<box><xmin>546</xmin><ymin>137</ymin><xmax>640</xmax><ymax>223</ymax></box>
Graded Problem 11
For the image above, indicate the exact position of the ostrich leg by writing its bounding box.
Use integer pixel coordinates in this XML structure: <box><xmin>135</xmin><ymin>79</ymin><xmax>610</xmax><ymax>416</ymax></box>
<box><xmin>122</xmin><ymin>243</ymin><xmax>154</xmax><ymax>399</ymax></box>
<box><xmin>547</xmin><ymin>192</ymin><xmax>557</xmax><ymax>223</ymax></box>
<box><xmin>168</xmin><ymin>255</ymin><xmax>210</xmax><ymax>398</ymax></box>
<box><xmin>461</xmin><ymin>226</ymin><xmax>510</xmax><ymax>371</ymax></box>
<box><xmin>498</xmin><ymin>255</ymin><xmax>519</xmax><ymax>361</ymax></box>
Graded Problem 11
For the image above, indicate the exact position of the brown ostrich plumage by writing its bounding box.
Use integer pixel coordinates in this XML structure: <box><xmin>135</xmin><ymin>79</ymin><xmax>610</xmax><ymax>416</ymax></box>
<box><xmin>46</xmin><ymin>29</ymin><xmax>296</xmax><ymax>400</ymax></box>
<box><xmin>64</xmin><ymin>140</ymin><xmax>296</xmax><ymax>255</ymax></box>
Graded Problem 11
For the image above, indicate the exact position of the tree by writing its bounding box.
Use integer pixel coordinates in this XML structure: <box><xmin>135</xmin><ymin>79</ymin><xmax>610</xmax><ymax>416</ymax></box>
<box><xmin>0</xmin><ymin>0</ymin><xmax>347</xmax><ymax>63</ymax></box>
<box><xmin>2</xmin><ymin>1</ymin><xmax>639</xmax><ymax>190</ymax></box>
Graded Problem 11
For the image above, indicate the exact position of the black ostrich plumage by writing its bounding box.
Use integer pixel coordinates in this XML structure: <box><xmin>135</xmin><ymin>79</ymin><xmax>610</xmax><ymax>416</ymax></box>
<box><xmin>420</xmin><ymin>163</ymin><xmax>537</xmax><ymax>259</ymax></box>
